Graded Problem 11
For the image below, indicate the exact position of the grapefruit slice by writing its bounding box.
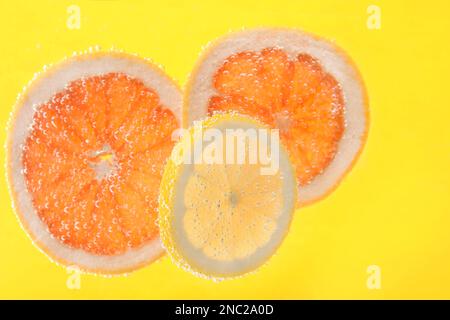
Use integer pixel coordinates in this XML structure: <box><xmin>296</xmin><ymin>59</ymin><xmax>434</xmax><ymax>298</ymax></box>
<box><xmin>6</xmin><ymin>52</ymin><xmax>182</xmax><ymax>274</ymax></box>
<box><xmin>159</xmin><ymin>113</ymin><xmax>296</xmax><ymax>279</ymax></box>
<box><xmin>185</xmin><ymin>28</ymin><xmax>369</xmax><ymax>206</ymax></box>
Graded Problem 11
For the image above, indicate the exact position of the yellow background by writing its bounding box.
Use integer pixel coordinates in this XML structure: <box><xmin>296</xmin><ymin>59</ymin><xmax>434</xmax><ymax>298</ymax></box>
<box><xmin>0</xmin><ymin>0</ymin><xmax>449</xmax><ymax>299</ymax></box>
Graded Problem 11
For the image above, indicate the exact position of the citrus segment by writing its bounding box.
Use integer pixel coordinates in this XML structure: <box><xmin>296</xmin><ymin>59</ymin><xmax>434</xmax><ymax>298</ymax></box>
<box><xmin>211</xmin><ymin>48</ymin><xmax>344</xmax><ymax>189</ymax></box>
<box><xmin>7</xmin><ymin>52</ymin><xmax>182</xmax><ymax>274</ymax></box>
<box><xmin>185</xmin><ymin>29</ymin><xmax>369</xmax><ymax>205</ymax></box>
<box><xmin>159</xmin><ymin>113</ymin><xmax>296</xmax><ymax>278</ymax></box>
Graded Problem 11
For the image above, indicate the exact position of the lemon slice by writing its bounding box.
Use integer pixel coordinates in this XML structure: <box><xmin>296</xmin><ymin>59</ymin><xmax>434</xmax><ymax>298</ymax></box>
<box><xmin>159</xmin><ymin>113</ymin><xmax>296</xmax><ymax>278</ymax></box>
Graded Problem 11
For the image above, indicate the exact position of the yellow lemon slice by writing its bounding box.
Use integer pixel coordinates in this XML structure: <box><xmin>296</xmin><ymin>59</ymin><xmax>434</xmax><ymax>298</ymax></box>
<box><xmin>159</xmin><ymin>113</ymin><xmax>297</xmax><ymax>278</ymax></box>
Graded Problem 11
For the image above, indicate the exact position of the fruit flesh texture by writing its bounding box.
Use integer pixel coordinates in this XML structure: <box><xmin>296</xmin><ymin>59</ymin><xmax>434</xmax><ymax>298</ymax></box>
<box><xmin>22</xmin><ymin>73</ymin><xmax>178</xmax><ymax>255</ymax></box>
<box><xmin>208</xmin><ymin>48</ymin><xmax>345</xmax><ymax>186</ymax></box>
<box><xmin>183</xmin><ymin>142</ymin><xmax>283</xmax><ymax>261</ymax></box>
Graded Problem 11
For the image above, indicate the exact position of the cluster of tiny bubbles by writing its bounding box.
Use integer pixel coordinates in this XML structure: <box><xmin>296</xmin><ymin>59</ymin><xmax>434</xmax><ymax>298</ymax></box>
<box><xmin>70</xmin><ymin>46</ymin><xmax>102</xmax><ymax>58</ymax></box>
<box><xmin>211</xmin><ymin>45</ymin><xmax>347</xmax><ymax>185</ymax></box>
<box><xmin>159</xmin><ymin>190</ymin><xmax>222</xmax><ymax>281</ymax></box>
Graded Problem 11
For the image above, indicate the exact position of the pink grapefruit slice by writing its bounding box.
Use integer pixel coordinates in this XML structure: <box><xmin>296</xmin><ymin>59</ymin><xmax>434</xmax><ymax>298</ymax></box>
<box><xmin>6</xmin><ymin>52</ymin><xmax>181</xmax><ymax>274</ymax></box>
<box><xmin>185</xmin><ymin>29</ymin><xmax>369</xmax><ymax>206</ymax></box>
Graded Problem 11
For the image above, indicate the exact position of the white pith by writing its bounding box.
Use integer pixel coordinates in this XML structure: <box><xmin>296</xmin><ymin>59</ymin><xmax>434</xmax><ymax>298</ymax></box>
<box><xmin>88</xmin><ymin>144</ymin><xmax>117</xmax><ymax>181</ymax></box>
<box><xmin>7</xmin><ymin>52</ymin><xmax>182</xmax><ymax>274</ymax></box>
<box><xmin>186</xmin><ymin>29</ymin><xmax>368</xmax><ymax>205</ymax></box>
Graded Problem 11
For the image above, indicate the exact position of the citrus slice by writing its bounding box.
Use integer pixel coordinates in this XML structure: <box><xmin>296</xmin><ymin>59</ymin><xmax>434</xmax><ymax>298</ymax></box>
<box><xmin>6</xmin><ymin>52</ymin><xmax>182</xmax><ymax>274</ymax></box>
<box><xmin>185</xmin><ymin>28</ymin><xmax>369</xmax><ymax>206</ymax></box>
<box><xmin>159</xmin><ymin>113</ymin><xmax>296</xmax><ymax>278</ymax></box>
